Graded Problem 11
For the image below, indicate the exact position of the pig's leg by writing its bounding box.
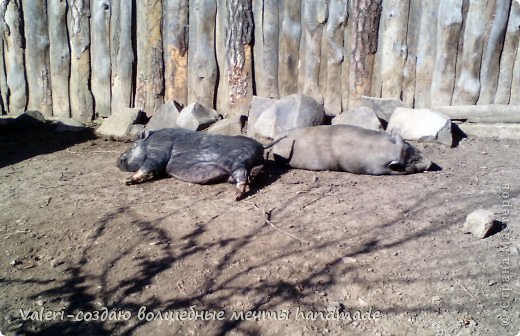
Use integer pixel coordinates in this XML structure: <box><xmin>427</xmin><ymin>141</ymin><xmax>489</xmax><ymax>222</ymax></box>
<box><xmin>125</xmin><ymin>160</ymin><xmax>162</xmax><ymax>185</ymax></box>
<box><xmin>230</xmin><ymin>166</ymin><xmax>249</xmax><ymax>200</ymax></box>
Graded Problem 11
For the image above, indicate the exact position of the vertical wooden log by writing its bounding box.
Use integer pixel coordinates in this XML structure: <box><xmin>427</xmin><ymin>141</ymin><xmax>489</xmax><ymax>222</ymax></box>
<box><xmin>278</xmin><ymin>0</ymin><xmax>301</xmax><ymax>97</ymax></box>
<box><xmin>323</xmin><ymin>0</ymin><xmax>347</xmax><ymax>115</ymax></box>
<box><xmin>110</xmin><ymin>0</ymin><xmax>134</xmax><ymax>112</ymax></box>
<box><xmin>298</xmin><ymin>0</ymin><xmax>326</xmax><ymax>104</ymax></box>
<box><xmin>477</xmin><ymin>0</ymin><xmax>511</xmax><ymax>104</ymax></box>
<box><xmin>452</xmin><ymin>0</ymin><xmax>487</xmax><ymax>105</ymax></box>
<box><xmin>494</xmin><ymin>0</ymin><xmax>518</xmax><ymax>104</ymax></box>
<box><xmin>222</xmin><ymin>0</ymin><xmax>254</xmax><ymax>117</ymax></box>
<box><xmin>68</xmin><ymin>0</ymin><xmax>94</xmax><ymax>122</ymax></box>
<box><xmin>414</xmin><ymin>2</ymin><xmax>438</xmax><ymax>108</ymax></box>
<box><xmin>253</xmin><ymin>0</ymin><xmax>279</xmax><ymax>98</ymax></box>
<box><xmin>3</xmin><ymin>0</ymin><xmax>27</xmax><ymax>115</ymax></box>
<box><xmin>0</xmin><ymin>1</ymin><xmax>9</xmax><ymax>114</ymax></box>
<box><xmin>48</xmin><ymin>0</ymin><xmax>71</xmax><ymax>118</ymax></box>
<box><xmin>135</xmin><ymin>0</ymin><xmax>164</xmax><ymax>116</ymax></box>
<box><xmin>163</xmin><ymin>0</ymin><xmax>189</xmax><ymax>105</ymax></box>
<box><xmin>22</xmin><ymin>0</ymin><xmax>52</xmax><ymax>116</ymax></box>
<box><xmin>430</xmin><ymin>0</ymin><xmax>463</xmax><ymax>106</ymax></box>
<box><xmin>510</xmin><ymin>41</ymin><xmax>520</xmax><ymax>105</ymax></box>
<box><xmin>377</xmin><ymin>0</ymin><xmax>409</xmax><ymax>99</ymax></box>
<box><xmin>91</xmin><ymin>0</ymin><xmax>111</xmax><ymax>117</ymax></box>
<box><xmin>215</xmin><ymin>0</ymin><xmax>227</xmax><ymax>112</ymax></box>
<box><xmin>188</xmin><ymin>0</ymin><xmax>217</xmax><ymax>109</ymax></box>
<box><xmin>401</xmin><ymin>0</ymin><xmax>421</xmax><ymax>107</ymax></box>
<box><xmin>346</xmin><ymin>0</ymin><xmax>382</xmax><ymax>109</ymax></box>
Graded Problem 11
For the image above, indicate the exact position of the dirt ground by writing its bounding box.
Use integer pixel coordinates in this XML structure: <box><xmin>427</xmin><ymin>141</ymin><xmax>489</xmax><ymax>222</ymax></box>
<box><xmin>0</xmin><ymin>125</ymin><xmax>519</xmax><ymax>336</ymax></box>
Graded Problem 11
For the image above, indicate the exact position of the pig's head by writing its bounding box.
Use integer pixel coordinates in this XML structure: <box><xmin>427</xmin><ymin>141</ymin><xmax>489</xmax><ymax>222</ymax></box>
<box><xmin>389</xmin><ymin>135</ymin><xmax>432</xmax><ymax>174</ymax></box>
<box><xmin>116</xmin><ymin>131</ymin><xmax>150</xmax><ymax>172</ymax></box>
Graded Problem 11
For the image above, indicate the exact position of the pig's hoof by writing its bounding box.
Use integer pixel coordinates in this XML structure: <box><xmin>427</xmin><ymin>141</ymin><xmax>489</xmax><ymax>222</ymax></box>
<box><xmin>125</xmin><ymin>177</ymin><xmax>136</xmax><ymax>185</ymax></box>
<box><xmin>235</xmin><ymin>182</ymin><xmax>247</xmax><ymax>201</ymax></box>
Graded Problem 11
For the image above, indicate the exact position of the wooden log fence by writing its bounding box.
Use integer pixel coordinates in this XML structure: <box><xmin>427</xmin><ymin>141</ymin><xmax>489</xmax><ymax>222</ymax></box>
<box><xmin>0</xmin><ymin>0</ymin><xmax>518</xmax><ymax>120</ymax></box>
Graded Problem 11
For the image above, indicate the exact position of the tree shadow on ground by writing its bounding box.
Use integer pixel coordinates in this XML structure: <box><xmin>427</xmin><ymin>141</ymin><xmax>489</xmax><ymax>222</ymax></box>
<box><xmin>4</xmin><ymin>185</ymin><xmax>518</xmax><ymax>335</ymax></box>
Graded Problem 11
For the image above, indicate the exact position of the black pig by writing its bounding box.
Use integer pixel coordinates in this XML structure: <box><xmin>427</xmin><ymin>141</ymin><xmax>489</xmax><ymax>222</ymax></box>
<box><xmin>117</xmin><ymin>128</ymin><xmax>278</xmax><ymax>199</ymax></box>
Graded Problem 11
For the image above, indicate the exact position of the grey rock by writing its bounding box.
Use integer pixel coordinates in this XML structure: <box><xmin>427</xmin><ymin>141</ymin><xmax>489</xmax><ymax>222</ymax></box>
<box><xmin>387</xmin><ymin>108</ymin><xmax>453</xmax><ymax>146</ymax></box>
<box><xmin>53</xmin><ymin>118</ymin><xmax>86</xmax><ymax>132</ymax></box>
<box><xmin>463</xmin><ymin>209</ymin><xmax>496</xmax><ymax>239</ymax></box>
<box><xmin>96</xmin><ymin>108</ymin><xmax>141</xmax><ymax>138</ymax></box>
<box><xmin>332</xmin><ymin>107</ymin><xmax>383</xmax><ymax>131</ymax></box>
<box><xmin>13</xmin><ymin>110</ymin><xmax>47</xmax><ymax>128</ymax></box>
<box><xmin>248</xmin><ymin>94</ymin><xmax>325</xmax><ymax>139</ymax></box>
<box><xmin>207</xmin><ymin>115</ymin><xmax>246</xmax><ymax>136</ymax></box>
<box><xmin>146</xmin><ymin>101</ymin><xmax>182</xmax><ymax>131</ymax></box>
<box><xmin>177</xmin><ymin>102</ymin><xmax>220</xmax><ymax>131</ymax></box>
<box><xmin>361</xmin><ymin>96</ymin><xmax>408</xmax><ymax>122</ymax></box>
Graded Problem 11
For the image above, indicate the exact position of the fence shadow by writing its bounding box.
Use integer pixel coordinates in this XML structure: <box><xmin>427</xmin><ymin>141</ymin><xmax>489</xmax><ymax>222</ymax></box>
<box><xmin>0</xmin><ymin>122</ymin><xmax>96</xmax><ymax>168</ymax></box>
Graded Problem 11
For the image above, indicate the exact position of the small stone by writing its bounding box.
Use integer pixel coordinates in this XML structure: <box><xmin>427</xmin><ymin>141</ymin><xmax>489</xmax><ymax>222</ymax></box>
<box><xmin>463</xmin><ymin>209</ymin><xmax>496</xmax><ymax>239</ymax></box>
<box><xmin>177</xmin><ymin>102</ymin><xmax>220</xmax><ymax>131</ymax></box>
<box><xmin>360</xmin><ymin>96</ymin><xmax>408</xmax><ymax>122</ymax></box>
<box><xmin>53</xmin><ymin>118</ymin><xmax>86</xmax><ymax>132</ymax></box>
<box><xmin>332</xmin><ymin>106</ymin><xmax>383</xmax><ymax>131</ymax></box>
<box><xmin>96</xmin><ymin>108</ymin><xmax>142</xmax><ymax>138</ymax></box>
<box><xmin>145</xmin><ymin>101</ymin><xmax>182</xmax><ymax>131</ymax></box>
<box><xmin>207</xmin><ymin>115</ymin><xmax>245</xmax><ymax>136</ymax></box>
<box><xmin>387</xmin><ymin>108</ymin><xmax>453</xmax><ymax>146</ymax></box>
<box><xmin>10</xmin><ymin>259</ymin><xmax>21</xmax><ymax>266</ymax></box>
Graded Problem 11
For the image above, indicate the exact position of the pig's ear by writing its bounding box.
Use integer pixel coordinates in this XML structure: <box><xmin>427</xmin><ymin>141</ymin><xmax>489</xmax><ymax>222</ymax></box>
<box><xmin>394</xmin><ymin>134</ymin><xmax>404</xmax><ymax>146</ymax></box>
<box><xmin>138</xmin><ymin>130</ymin><xmax>151</xmax><ymax>140</ymax></box>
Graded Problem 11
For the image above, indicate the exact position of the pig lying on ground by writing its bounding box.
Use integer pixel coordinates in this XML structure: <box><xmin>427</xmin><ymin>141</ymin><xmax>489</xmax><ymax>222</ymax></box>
<box><xmin>117</xmin><ymin>128</ymin><xmax>281</xmax><ymax>199</ymax></box>
<box><xmin>271</xmin><ymin>125</ymin><xmax>432</xmax><ymax>175</ymax></box>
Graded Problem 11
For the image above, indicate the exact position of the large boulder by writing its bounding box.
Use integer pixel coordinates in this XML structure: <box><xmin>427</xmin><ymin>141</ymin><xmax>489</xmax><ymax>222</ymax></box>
<box><xmin>207</xmin><ymin>115</ymin><xmax>246</xmax><ymax>136</ymax></box>
<box><xmin>248</xmin><ymin>94</ymin><xmax>325</xmax><ymax>139</ymax></box>
<box><xmin>387</xmin><ymin>108</ymin><xmax>453</xmax><ymax>146</ymax></box>
<box><xmin>361</xmin><ymin>96</ymin><xmax>408</xmax><ymax>122</ymax></box>
<box><xmin>177</xmin><ymin>102</ymin><xmax>220</xmax><ymax>131</ymax></box>
<box><xmin>332</xmin><ymin>107</ymin><xmax>383</xmax><ymax>131</ymax></box>
<box><xmin>96</xmin><ymin>108</ymin><xmax>141</xmax><ymax>138</ymax></box>
<box><xmin>145</xmin><ymin>101</ymin><xmax>182</xmax><ymax>131</ymax></box>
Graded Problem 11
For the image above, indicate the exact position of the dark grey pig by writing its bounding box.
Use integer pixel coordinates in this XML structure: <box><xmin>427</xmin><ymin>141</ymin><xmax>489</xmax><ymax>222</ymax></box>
<box><xmin>117</xmin><ymin>128</ymin><xmax>273</xmax><ymax>199</ymax></box>
<box><xmin>271</xmin><ymin>125</ymin><xmax>432</xmax><ymax>175</ymax></box>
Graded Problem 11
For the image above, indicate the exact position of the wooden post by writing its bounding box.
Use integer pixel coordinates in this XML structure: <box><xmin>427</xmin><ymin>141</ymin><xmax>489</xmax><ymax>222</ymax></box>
<box><xmin>401</xmin><ymin>0</ymin><xmax>420</xmax><ymax>107</ymax></box>
<box><xmin>68</xmin><ymin>0</ymin><xmax>94</xmax><ymax>122</ymax></box>
<box><xmin>278</xmin><ymin>0</ymin><xmax>301</xmax><ymax>97</ymax></box>
<box><xmin>3</xmin><ymin>0</ymin><xmax>27</xmax><ymax>115</ymax></box>
<box><xmin>135</xmin><ymin>0</ymin><xmax>164</xmax><ymax>116</ymax></box>
<box><xmin>511</xmin><ymin>41</ymin><xmax>520</xmax><ymax>105</ymax></box>
<box><xmin>48</xmin><ymin>0</ymin><xmax>71</xmax><ymax>118</ymax></box>
<box><xmin>110</xmin><ymin>0</ymin><xmax>134</xmax><ymax>112</ymax></box>
<box><xmin>477</xmin><ymin>0</ymin><xmax>511</xmax><ymax>104</ymax></box>
<box><xmin>91</xmin><ymin>0</ymin><xmax>111</xmax><ymax>117</ymax></box>
<box><xmin>494</xmin><ymin>1</ymin><xmax>519</xmax><ymax>104</ymax></box>
<box><xmin>377</xmin><ymin>0</ymin><xmax>410</xmax><ymax>100</ymax></box>
<box><xmin>188</xmin><ymin>0</ymin><xmax>217</xmax><ymax>109</ymax></box>
<box><xmin>414</xmin><ymin>2</ymin><xmax>438</xmax><ymax>108</ymax></box>
<box><xmin>346</xmin><ymin>0</ymin><xmax>382</xmax><ymax>109</ymax></box>
<box><xmin>298</xmin><ymin>0</ymin><xmax>326</xmax><ymax>105</ymax></box>
<box><xmin>323</xmin><ymin>0</ymin><xmax>347</xmax><ymax>115</ymax></box>
<box><xmin>430</xmin><ymin>0</ymin><xmax>463</xmax><ymax>106</ymax></box>
<box><xmin>163</xmin><ymin>0</ymin><xmax>189</xmax><ymax>105</ymax></box>
<box><xmin>221</xmin><ymin>0</ymin><xmax>254</xmax><ymax>117</ymax></box>
<box><xmin>22</xmin><ymin>0</ymin><xmax>52</xmax><ymax>116</ymax></box>
<box><xmin>0</xmin><ymin>1</ymin><xmax>8</xmax><ymax>114</ymax></box>
<box><xmin>253</xmin><ymin>0</ymin><xmax>279</xmax><ymax>99</ymax></box>
<box><xmin>452</xmin><ymin>0</ymin><xmax>487</xmax><ymax>105</ymax></box>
